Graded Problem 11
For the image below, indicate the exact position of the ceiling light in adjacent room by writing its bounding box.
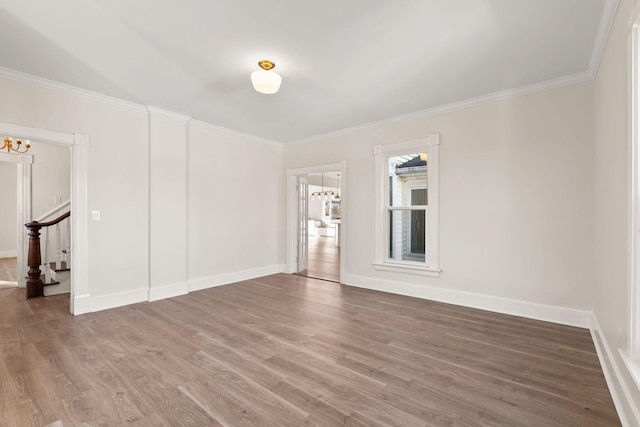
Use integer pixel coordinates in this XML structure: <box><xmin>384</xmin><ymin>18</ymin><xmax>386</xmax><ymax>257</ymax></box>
<box><xmin>2</xmin><ymin>137</ymin><xmax>30</xmax><ymax>153</ymax></box>
<box><xmin>311</xmin><ymin>173</ymin><xmax>335</xmax><ymax>200</ymax></box>
<box><xmin>251</xmin><ymin>60</ymin><xmax>282</xmax><ymax>94</ymax></box>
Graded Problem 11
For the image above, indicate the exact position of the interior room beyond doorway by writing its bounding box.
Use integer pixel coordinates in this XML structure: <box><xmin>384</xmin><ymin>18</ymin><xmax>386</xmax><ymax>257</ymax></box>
<box><xmin>0</xmin><ymin>257</ymin><xmax>18</xmax><ymax>289</ymax></box>
<box><xmin>299</xmin><ymin>171</ymin><xmax>341</xmax><ymax>282</ymax></box>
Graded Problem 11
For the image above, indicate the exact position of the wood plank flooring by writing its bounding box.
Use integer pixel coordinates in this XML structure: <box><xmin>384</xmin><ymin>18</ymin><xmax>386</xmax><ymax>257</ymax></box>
<box><xmin>0</xmin><ymin>273</ymin><xmax>620</xmax><ymax>426</ymax></box>
<box><xmin>299</xmin><ymin>235</ymin><xmax>340</xmax><ymax>282</ymax></box>
<box><xmin>0</xmin><ymin>257</ymin><xmax>18</xmax><ymax>288</ymax></box>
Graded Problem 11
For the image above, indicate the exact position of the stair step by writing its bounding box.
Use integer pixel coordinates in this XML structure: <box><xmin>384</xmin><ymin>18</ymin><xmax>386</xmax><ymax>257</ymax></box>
<box><xmin>40</xmin><ymin>274</ymin><xmax>59</xmax><ymax>287</ymax></box>
<box><xmin>49</xmin><ymin>261</ymin><xmax>70</xmax><ymax>272</ymax></box>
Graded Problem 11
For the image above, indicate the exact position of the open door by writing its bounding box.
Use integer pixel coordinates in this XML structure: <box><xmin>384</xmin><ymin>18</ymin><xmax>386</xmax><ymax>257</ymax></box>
<box><xmin>297</xmin><ymin>176</ymin><xmax>309</xmax><ymax>272</ymax></box>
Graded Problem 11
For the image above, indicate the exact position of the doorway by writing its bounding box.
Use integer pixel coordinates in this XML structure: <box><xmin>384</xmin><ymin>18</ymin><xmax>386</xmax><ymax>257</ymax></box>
<box><xmin>0</xmin><ymin>151</ymin><xmax>31</xmax><ymax>290</ymax></box>
<box><xmin>0</xmin><ymin>122</ymin><xmax>89</xmax><ymax>314</ymax></box>
<box><xmin>0</xmin><ymin>142</ymin><xmax>71</xmax><ymax>294</ymax></box>
<box><xmin>0</xmin><ymin>161</ymin><xmax>18</xmax><ymax>288</ymax></box>
<box><xmin>286</xmin><ymin>162</ymin><xmax>347</xmax><ymax>283</ymax></box>
<box><xmin>301</xmin><ymin>171</ymin><xmax>341</xmax><ymax>282</ymax></box>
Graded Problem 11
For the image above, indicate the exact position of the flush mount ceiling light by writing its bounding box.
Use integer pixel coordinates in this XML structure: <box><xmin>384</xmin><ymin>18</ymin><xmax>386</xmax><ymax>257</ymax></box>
<box><xmin>251</xmin><ymin>60</ymin><xmax>282</xmax><ymax>94</ymax></box>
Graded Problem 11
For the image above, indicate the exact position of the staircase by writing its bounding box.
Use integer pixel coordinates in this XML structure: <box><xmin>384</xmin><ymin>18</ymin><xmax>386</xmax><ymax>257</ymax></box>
<box><xmin>25</xmin><ymin>203</ymin><xmax>71</xmax><ymax>298</ymax></box>
<box><xmin>43</xmin><ymin>259</ymin><xmax>71</xmax><ymax>296</ymax></box>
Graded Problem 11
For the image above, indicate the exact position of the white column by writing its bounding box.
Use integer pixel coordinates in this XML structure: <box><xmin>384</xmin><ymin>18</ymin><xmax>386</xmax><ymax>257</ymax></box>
<box><xmin>71</xmin><ymin>133</ymin><xmax>90</xmax><ymax>314</ymax></box>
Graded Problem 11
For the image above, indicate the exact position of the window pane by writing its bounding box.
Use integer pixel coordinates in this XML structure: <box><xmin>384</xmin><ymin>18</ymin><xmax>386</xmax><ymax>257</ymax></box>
<box><xmin>388</xmin><ymin>209</ymin><xmax>426</xmax><ymax>262</ymax></box>
<box><xmin>388</xmin><ymin>154</ymin><xmax>427</xmax><ymax>207</ymax></box>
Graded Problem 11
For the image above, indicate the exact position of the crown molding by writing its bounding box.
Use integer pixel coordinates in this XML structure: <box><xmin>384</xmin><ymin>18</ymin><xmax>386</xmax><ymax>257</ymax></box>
<box><xmin>189</xmin><ymin>119</ymin><xmax>283</xmax><ymax>149</ymax></box>
<box><xmin>590</xmin><ymin>0</ymin><xmax>620</xmax><ymax>75</ymax></box>
<box><xmin>632</xmin><ymin>0</ymin><xmax>640</xmax><ymax>28</ymax></box>
<box><xmin>0</xmin><ymin>66</ymin><xmax>283</xmax><ymax>147</ymax></box>
<box><xmin>285</xmin><ymin>1</ymin><xmax>619</xmax><ymax>147</ymax></box>
<box><xmin>0</xmin><ymin>66</ymin><xmax>146</xmax><ymax>114</ymax></box>
<box><xmin>288</xmin><ymin>70</ymin><xmax>595</xmax><ymax>146</ymax></box>
<box><xmin>146</xmin><ymin>106</ymin><xmax>191</xmax><ymax>122</ymax></box>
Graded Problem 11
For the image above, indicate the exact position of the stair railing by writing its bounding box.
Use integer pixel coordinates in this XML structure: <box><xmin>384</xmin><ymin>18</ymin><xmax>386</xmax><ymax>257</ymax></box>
<box><xmin>36</xmin><ymin>200</ymin><xmax>71</xmax><ymax>269</ymax></box>
<box><xmin>24</xmin><ymin>211</ymin><xmax>70</xmax><ymax>299</ymax></box>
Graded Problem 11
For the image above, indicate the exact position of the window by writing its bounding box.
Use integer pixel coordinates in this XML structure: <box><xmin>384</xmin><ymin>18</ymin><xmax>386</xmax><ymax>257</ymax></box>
<box><xmin>373</xmin><ymin>134</ymin><xmax>440</xmax><ymax>276</ymax></box>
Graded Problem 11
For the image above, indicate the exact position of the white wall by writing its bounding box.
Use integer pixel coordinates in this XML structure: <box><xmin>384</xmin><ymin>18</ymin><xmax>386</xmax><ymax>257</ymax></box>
<box><xmin>30</xmin><ymin>141</ymin><xmax>70</xmax><ymax>219</ymax></box>
<box><xmin>0</xmin><ymin>162</ymin><xmax>17</xmax><ymax>256</ymax></box>
<box><xmin>0</xmin><ymin>75</ymin><xmax>150</xmax><ymax>305</ymax></box>
<box><xmin>148</xmin><ymin>109</ymin><xmax>189</xmax><ymax>301</ymax></box>
<box><xmin>284</xmin><ymin>81</ymin><xmax>595</xmax><ymax>322</ymax></box>
<box><xmin>592</xmin><ymin>0</ymin><xmax>640</xmax><ymax>423</ymax></box>
<box><xmin>188</xmin><ymin>122</ymin><xmax>284</xmax><ymax>290</ymax></box>
<box><xmin>0</xmin><ymin>72</ymin><xmax>289</xmax><ymax>311</ymax></box>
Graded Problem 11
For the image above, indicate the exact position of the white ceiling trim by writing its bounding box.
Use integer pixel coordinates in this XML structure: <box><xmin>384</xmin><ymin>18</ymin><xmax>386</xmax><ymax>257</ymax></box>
<box><xmin>0</xmin><ymin>0</ymin><xmax>620</xmax><ymax>150</ymax></box>
<box><xmin>0</xmin><ymin>65</ymin><xmax>280</xmax><ymax>146</ymax></box>
<box><xmin>0</xmin><ymin>66</ymin><xmax>146</xmax><ymax>114</ymax></box>
<box><xmin>589</xmin><ymin>0</ymin><xmax>620</xmax><ymax>75</ymax></box>
<box><xmin>630</xmin><ymin>0</ymin><xmax>640</xmax><ymax>28</ymax></box>
<box><xmin>146</xmin><ymin>106</ymin><xmax>191</xmax><ymax>122</ymax></box>
<box><xmin>290</xmin><ymin>70</ymin><xmax>595</xmax><ymax>146</ymax></box>
<box><xmin>0</xmin><ymin>63</ymin><xmax>603</xmax><ymax>148</ymax></box>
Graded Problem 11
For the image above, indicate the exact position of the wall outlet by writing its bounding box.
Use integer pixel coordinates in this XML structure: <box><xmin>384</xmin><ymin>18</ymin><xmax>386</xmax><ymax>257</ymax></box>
<box><xmin>54</xmin><ymin>196</ymin><xmax>62</xmax><ymax>205</ymax></box>
<box><xmin>91</xmin><ymin>210</ymin><xmax>100</xmax><ymax>221</ymax></box>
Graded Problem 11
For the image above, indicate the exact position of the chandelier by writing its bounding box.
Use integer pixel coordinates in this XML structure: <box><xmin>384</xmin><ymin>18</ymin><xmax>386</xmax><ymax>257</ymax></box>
<box><xmin>2</xmin><ymin>137</ymin><xmax>30</xmax><ymax>153</ymax></box>
<box><xmin>251</xmin><ymin>60</ymin><xmax>282</xmax><ymax>94</ymax></box>
<box><xmin>311</xmin><ymin>173</ymin><xmax>335</xmax><ymax>200</ymax></box>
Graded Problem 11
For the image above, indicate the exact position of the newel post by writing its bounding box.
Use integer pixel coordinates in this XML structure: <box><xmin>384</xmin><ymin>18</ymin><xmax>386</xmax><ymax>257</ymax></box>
<box><xmin>25</xmin><ymin>221</ymin><xmax>44</xmax><ymax>298</ymax></box>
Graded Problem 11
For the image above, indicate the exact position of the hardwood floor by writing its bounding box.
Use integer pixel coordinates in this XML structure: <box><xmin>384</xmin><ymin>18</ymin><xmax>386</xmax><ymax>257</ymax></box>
<box><xmin>299</xmin><ymin>235</ymin><xmax>340</xmax><ymax>282</ymax></box>
<box><xmin>0</xmin><ymin>274</ymin><xmax>620</xmax><ymax>426</ymax></box>
<box><xmin>0</xmin><ymin>257</ymin><xmax>18</xmax><ymax>288</ymax></box>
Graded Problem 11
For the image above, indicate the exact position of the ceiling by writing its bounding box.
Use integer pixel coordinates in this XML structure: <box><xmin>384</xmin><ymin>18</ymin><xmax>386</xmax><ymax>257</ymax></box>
<box><xmin>0</xmin><ymin>0</ymin><xmax>616</xmax><ymax>144</ymax></box>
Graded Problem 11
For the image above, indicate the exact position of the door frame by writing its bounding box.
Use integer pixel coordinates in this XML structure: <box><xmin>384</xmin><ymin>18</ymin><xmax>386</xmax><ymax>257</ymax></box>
<box><xmin>0</xmin><ymin>151</ymin><xmax>32</xmax><ymax>288</ymax></box>
<box><xmin>0</xmin><ymin>122</ymin><xmax>89</xmax><ymax>314</ymax></box>
<box><xmin>297</xmin><ymin>176</ymin><xmax>309</xmax><ymax>273</ymax></box>
<box><xmin>286</xmin><ymin>161</ymin><xmax>347</xmax><ymax>281</ymax></box>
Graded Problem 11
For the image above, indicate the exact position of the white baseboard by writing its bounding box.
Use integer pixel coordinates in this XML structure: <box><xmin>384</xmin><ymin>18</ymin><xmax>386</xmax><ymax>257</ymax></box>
<box><xmin>148</xmin><ymin>281</ymin><xmax>189</xmax><ymax>302</ymax></box>
<box><xmin>0</xmin><ymin>250</ymin><xmax>17</xmax><ymax>258</ymax></box>
<box><xmin>342</xmin><ymin>273</ymin><xmax>592</xmax><ymax>328</ymax></box>
<box><xmin>189</xmin><ymin>264</ymin><xmax>285</xmax><ymax>292</ymax></box>
<box><xmin>83</xmin><ymin>288</ymin><xmax>148</xmax><ymax>314</ymax></box>
<box><xmin>73</xmin><ymin>293</ymin><xmax>91</xmax><ymax>315</ymax></box>
<box><xmin>71</xmin><ymin>265</ymin><xmax>285</xmax><ymax>315</ymax></box>
<box><xmin>591</xmin><ymin>314</ymin><xmax>640</xmax><ymax>427</ymax></box>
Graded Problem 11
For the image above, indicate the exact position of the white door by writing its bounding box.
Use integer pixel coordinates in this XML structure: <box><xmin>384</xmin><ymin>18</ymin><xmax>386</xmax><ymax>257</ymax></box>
<box><xmin>297</xmin><ymin>177</ymin><xmax>309</xmax><ymax>272</ymax></box>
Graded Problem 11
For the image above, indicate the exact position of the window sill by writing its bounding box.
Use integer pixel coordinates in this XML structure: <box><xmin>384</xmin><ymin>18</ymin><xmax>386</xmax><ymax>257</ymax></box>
<box><xmin>373</xmin><ymin>261</ymin><xmax>441</xmax><ymax>277</ymax></box>
<box><xmin>620</xmin><ymin>349</ymin><xmax>640</xmax><ymax>391</ymax></box>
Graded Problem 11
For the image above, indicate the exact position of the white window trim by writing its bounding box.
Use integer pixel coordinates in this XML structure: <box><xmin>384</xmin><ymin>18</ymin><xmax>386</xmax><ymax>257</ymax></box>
<box><xmin>373</xmin><ymin>133</ymin><xmax>441</xmax><ymax>277</ymax></box>
<box><xmin>625</xmin><ymin>12</ymin><xmax>640</xmax><ymax>389</ymax></box>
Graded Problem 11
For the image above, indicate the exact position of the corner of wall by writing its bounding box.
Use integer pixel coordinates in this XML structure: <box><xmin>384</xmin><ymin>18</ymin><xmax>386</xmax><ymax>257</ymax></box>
<box><xmin>591</xmin><ymin>313</ymin><xmax>640</xmax><ymax>427</ymax></box>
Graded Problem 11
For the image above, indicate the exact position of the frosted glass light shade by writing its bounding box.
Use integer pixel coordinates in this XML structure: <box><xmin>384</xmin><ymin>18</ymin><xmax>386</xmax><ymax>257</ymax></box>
<box><xmin>251</xmin><ymin>69</ymin><xmax>282</xmax><ymax>94</ymax></box>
